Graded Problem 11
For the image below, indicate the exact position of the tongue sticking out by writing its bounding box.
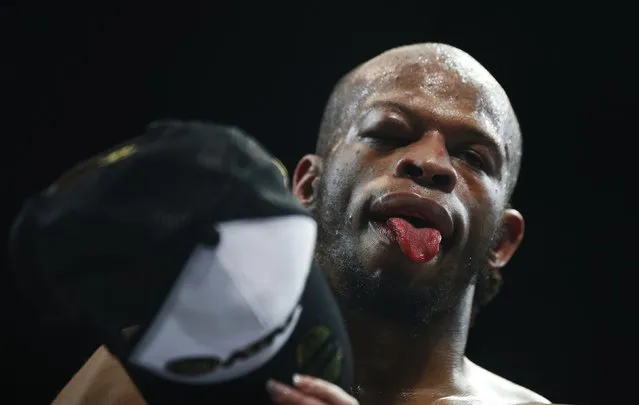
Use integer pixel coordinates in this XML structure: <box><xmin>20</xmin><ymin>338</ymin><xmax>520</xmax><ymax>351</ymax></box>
<box><xmin>385</xmin><ymin>217</ymin><xmax>442</xmax><ymax>263</ymax></box>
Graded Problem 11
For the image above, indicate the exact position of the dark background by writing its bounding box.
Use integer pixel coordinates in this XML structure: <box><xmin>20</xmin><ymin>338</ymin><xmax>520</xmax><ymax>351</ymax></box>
<box><xmin>3</xmin><ymin>4</ymin><xmax>620</xmax><ymax>405</ymax></box>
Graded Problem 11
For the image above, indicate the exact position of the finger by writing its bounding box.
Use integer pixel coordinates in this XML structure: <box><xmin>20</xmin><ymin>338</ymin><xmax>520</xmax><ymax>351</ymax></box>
<box><xmin>292</xmin><ymin>374</ymin><xmax>359</xmax><ymax>405</ymax></box>
<box><xmin>266</xmin><ymin>379</ymin><xmax>325</xmax><ymax>405</ymax></box>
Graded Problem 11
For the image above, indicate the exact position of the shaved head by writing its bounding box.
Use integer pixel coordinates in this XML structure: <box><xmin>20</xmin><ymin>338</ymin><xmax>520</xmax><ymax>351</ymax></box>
<box><xmin>317</xmin><ymin>43</ymin><xmax>522</xmax><ymax>199</ymax></box>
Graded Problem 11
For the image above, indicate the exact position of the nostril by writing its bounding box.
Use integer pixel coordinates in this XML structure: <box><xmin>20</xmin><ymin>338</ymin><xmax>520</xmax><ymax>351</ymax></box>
<box><xmin>395</xmin><ymin>157</ymin><xmax>456</xmax><ymax>192</ymax></box>
<box><xmin>402</xmin><ymin>164</ymin><xmax>423</xmax><ymax>179</ymax></box>
<box><xmin>432</xmin><ymin>174</ymin><xmax>451</xmax><ymax>189</ymax></box>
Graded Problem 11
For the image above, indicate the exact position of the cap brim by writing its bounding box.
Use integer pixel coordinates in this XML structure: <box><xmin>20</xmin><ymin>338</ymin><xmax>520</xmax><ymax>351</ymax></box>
<box><xmin>121</xmin><ymin>260</ymin><xmax>353</xmax><ymax>405</ymax></box>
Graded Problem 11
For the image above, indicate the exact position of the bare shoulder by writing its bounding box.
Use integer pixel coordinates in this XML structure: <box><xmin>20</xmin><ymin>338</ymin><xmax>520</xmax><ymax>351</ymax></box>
<box><xmin>464</xmin><ymin>357</ymin><xmax>551</xmax><ymax>404</ymax></box>
<box><xmin>51</xmin><ymin>345</ymin><xmax>146</xmax><ymax>405</ymax></box>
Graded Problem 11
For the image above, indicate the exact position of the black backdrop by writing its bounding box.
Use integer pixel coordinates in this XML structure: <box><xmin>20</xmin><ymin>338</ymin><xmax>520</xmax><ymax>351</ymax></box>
<box><xmin>4</xmin><ymin>4</ymin><xmax>619</xmax><ymax>405</ymax></box>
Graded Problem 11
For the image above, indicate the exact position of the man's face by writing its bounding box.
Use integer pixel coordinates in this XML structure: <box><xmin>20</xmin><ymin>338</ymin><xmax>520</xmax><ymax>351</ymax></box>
<box><xmin>295</xmin><ymin>48</ymin><xmax>521</xmax><ymax>326</ymax></box>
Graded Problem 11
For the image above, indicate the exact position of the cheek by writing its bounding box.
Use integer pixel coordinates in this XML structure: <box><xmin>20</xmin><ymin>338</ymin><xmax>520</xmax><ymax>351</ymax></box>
<box><xmin>456</xmin><ymin>167</ymin><xmax>505</xmax><ymax>207</ymax></box>
<box><xmin>456</xmin><ymin>175</ymin><xmax>505</xmax><ymax>237</ymax></box>
<box><xmin>321</xmin><ymin>147</ymin><xmax>369</xmax><ymax>203</ymax></box>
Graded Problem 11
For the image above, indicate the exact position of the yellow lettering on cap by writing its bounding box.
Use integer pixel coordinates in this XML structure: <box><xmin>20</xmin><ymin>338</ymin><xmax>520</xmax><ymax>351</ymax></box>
<box><xmin>270</xmin><ymin>157</ymin><xmax>289</xmax><ymax>188</ymax></box>
<box><xmin>100</xmin><ymin>144</ymin><xmax>137</xmax><ymax>166</ymax></box>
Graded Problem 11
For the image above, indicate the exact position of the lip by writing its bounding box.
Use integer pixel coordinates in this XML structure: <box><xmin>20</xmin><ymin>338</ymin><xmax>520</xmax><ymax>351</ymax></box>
<box><xmin>368</xmin><ymin>192</ymin><xmax>454</xmax><ymax>239</ymax></box>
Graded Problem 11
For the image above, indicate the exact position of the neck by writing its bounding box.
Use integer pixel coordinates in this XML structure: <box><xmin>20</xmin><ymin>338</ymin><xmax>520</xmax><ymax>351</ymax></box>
<box><xmin>344</xmin><ymin>285</ymin><xmax>475</xmax><ymax>405</ymax></box>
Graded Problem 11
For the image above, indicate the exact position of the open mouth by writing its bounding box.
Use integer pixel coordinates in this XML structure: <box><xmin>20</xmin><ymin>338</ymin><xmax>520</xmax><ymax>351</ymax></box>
<box><xmin>369</xmin><ymin>214</ymin><xmax>445</xmax><ymax>263</ymax></box>
<box><xmin>367</xmin><ymin>192</ymin><xmax>454</xmax><ymax>239</ymax></box>
<box><xmin>370</xmin><ymin>211</ymin><xmax>442</xmax><ymax>233</ymax></box>
<box><xmin>366</xmin><ymin>192</ymin><xmax>454</xmax><ymax>263</ymax></box>
<box><xmin>379</xmin><ymin>214</ymin><xmax>438</xmax><ymax>229</ymax></box>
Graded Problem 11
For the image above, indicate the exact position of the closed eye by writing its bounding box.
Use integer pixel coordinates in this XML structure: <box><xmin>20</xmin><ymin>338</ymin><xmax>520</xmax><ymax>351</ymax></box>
<box><xmin>362</xmin><ymin>130</ymin><xmax>412</xmax><ymax>148</ymax></box>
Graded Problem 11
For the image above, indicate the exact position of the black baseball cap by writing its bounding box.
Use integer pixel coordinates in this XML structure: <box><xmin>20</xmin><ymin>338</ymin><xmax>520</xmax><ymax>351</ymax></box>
<box><xmin>9</xmin><ymin>120</ymin><xmax>353</xmax><ymax>404</ymax></box>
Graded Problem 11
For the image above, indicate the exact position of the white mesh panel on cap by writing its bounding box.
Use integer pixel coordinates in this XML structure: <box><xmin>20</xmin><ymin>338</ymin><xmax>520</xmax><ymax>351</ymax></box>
<box><xmin>129</xmin><ymin>215</ymin><xmax>316</xmax><ymax>383</ymax></box>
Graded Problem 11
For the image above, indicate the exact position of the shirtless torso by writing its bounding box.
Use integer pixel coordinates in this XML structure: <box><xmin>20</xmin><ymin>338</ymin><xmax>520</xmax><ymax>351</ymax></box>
<box><xmin>52</xmin><ymin>346</ymin><xmax>555</xmax><ymax>405</ymax></box>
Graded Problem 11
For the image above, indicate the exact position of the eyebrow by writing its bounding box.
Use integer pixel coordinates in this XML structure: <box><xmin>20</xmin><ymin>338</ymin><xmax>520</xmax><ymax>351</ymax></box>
<box><xmin>365</xmin><ymin>99</ymin><xmax>507</xmax><ymax>163</ymax></box>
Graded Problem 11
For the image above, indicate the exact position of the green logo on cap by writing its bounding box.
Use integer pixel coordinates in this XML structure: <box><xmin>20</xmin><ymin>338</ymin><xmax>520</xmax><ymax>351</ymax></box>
<box><xmin>295</xmin><ymin>325</ymin><xmax>342</xmax><ymax>383</ymax></box>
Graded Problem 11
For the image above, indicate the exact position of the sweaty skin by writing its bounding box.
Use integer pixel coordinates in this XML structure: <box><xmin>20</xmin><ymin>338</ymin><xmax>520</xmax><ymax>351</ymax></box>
<box><xmin>291</xmin><ymin>43</ymin><xmax>549</xmax><ymax>404</ymax></box>
<box><xmin>54</xmin><ymin>44</ymin><xmax>556</xmax><ymax>405</ymax></box>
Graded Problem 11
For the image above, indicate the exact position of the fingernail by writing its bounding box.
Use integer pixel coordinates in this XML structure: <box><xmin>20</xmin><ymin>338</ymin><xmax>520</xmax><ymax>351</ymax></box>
<box><xmin>266</xmin><ymin>379</ymin><xmax>288</xmax><ymax>400</ymax></box>
<box><xmin>292</xmin><ymin>373</ymin><xmax>309</xmax><ymax>387</ymax></box>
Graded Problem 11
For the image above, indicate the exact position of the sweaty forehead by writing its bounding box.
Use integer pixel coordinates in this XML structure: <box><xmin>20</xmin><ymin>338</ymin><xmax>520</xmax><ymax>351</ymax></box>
<box><xmin>349</xmin><ymin>45</ymin><xmax>514</xmax><ymax>141</ymax></box>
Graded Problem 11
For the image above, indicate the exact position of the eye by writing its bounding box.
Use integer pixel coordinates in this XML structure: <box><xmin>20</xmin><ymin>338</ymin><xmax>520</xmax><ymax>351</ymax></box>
<box><xmin>362</xmin><ymin>130</ymin><xmax>410</xmax><ymax>149</ymax></box>
<box><xmin>362</xmin><ymin>134</ymin><xmax>412</xmax><ymax>153</ymax></box>
<box><xmin>358</xmin><ymin>112</ymin><xmax>414</xmax><ymax>151</ymax></box>
<box><xmin>456</xmin><ymin>149</ymin><xmax>486</xmax><ymax>171</ymax></box>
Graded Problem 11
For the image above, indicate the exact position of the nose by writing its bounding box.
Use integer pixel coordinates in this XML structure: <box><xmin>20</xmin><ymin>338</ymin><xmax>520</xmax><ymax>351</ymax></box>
<box><xmin>394</xmin><ymin>136</ymin><xmax>458</xmax><ymax>193</ymax></box>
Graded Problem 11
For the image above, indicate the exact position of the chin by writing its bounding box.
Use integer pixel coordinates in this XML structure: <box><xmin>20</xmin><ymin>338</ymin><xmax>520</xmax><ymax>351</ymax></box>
<box><xmin>337</xmin><ymin>264</ymin><xmax>460</xmax><ymax>328</ymax></box>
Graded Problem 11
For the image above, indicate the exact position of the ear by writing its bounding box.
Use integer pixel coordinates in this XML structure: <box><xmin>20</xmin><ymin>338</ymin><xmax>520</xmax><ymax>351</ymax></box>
<box><xmin>292</xmin><ymin>154</ymin><xmax>323</xmax><ymax>207</ymax></box>
<box><xmin>488</xmin><ymin>208</ymin><xmax>525</xmax><ymax>269</ymax></box>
